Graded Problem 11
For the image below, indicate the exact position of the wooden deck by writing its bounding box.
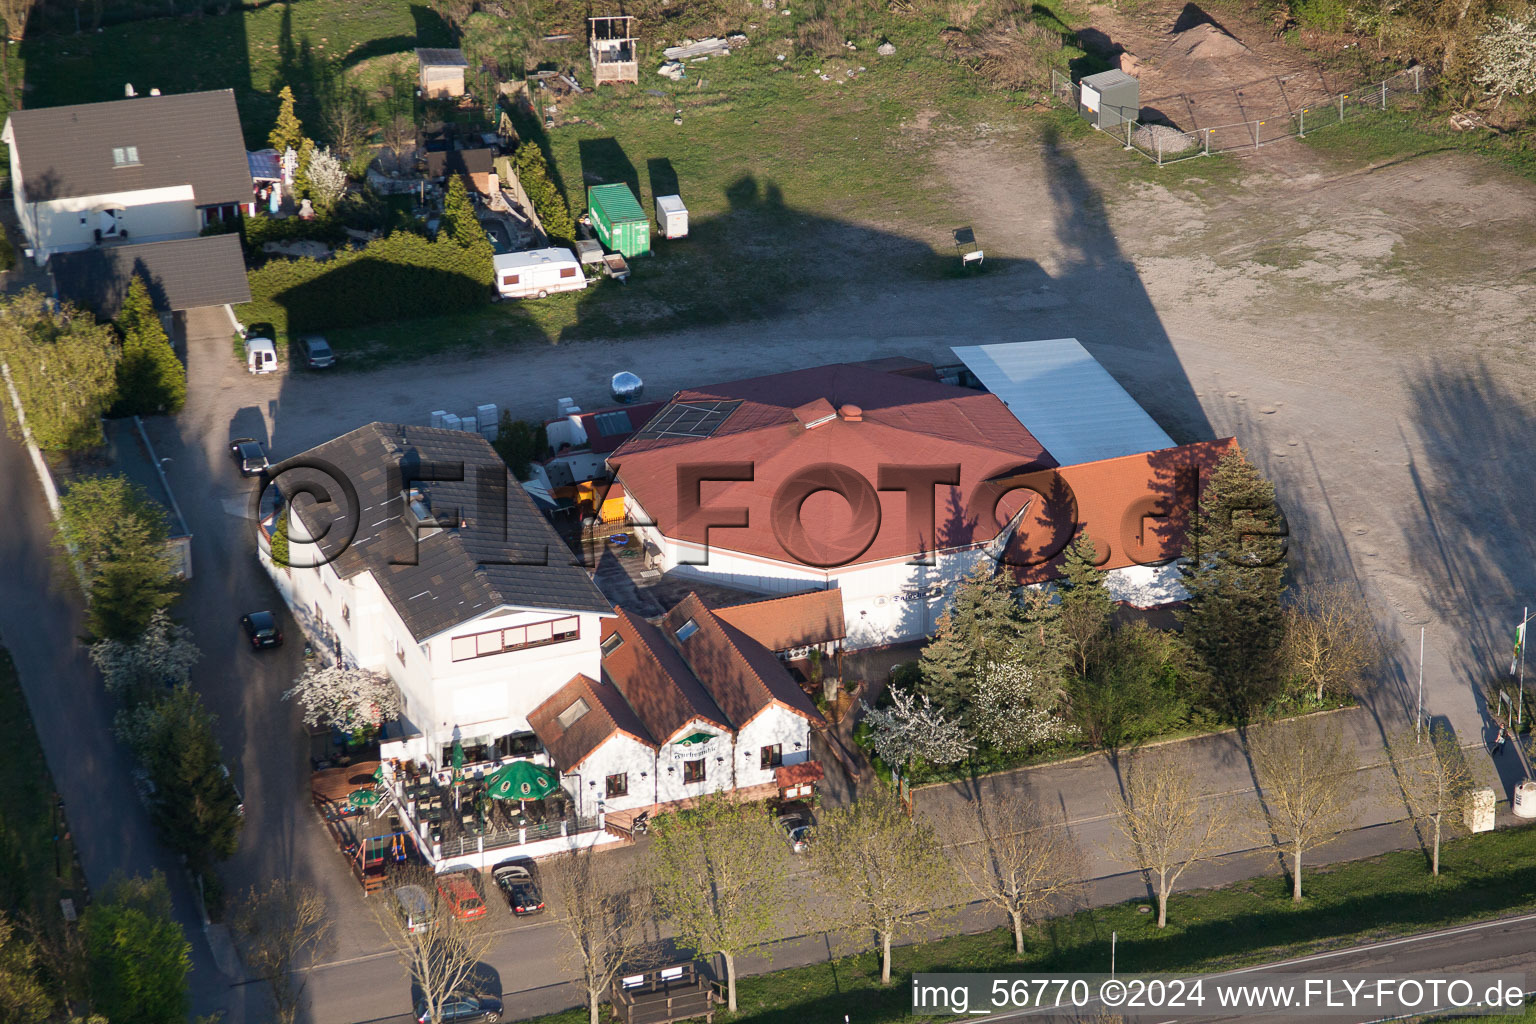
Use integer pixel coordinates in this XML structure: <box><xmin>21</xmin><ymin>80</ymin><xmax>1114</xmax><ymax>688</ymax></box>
<box><xmin>611</xmin><ymin>963</ymin><xmax>713</xmax><ymax>1024</ymax></box>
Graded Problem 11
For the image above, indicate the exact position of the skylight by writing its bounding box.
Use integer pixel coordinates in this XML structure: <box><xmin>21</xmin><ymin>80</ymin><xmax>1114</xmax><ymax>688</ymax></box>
<box><xmin>556</xmin><ymin>698</ymin><xmax>590</xmax><ymax>729</ymax></box>
<box><xmin>594</xmin><ymin>410</ymin><xmax>633</xmax><ymax>437</ymax></box>
<box><xmin>112</xmin><ymin>146</ymin><xmax>140</xmax><ymax>166</ymax></box>
<box><xmin>674</xmin><ymin>619</ymin><xmax>699</xmax><ymax>642</ymax></box>
<box><xmin>601</xmin><ymin>633</ymin><xmax>625</xmax><ymax>657</ymax></box>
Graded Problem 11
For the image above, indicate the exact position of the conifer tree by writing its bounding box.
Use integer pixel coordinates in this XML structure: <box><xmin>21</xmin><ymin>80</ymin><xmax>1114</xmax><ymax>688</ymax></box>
<box><xmin>269</xmin><ymin>85</ymin><xmax>305</xmax><ymax>154</ymax></box>
<box><xmin>1057</xmin><ymin>534</ymin><xmax>1114</xmax><ymax>678</ymax></box>
<box><xmin>440</xmin><ymin>174</ymin><xmax>494</xmax><ymax>284</ymax></box>
<box><xmin>1178</xmin><ymin>447</ymin><xmax>1288</xmax><ymax>720</ymax></box>
<box><xmin>140</xmin><ymin>687</ymin><xmax>242</xmax><ymax>873</ymax></box>
<box><xmin>917</xmin><ymin>562</ymin><xmax>1028</xmax><ymax>719</ymax></box>
<box><xmin>112</xmin><ymin>274</ymin><xmax>186</xmax><ymax>416</ymax></box>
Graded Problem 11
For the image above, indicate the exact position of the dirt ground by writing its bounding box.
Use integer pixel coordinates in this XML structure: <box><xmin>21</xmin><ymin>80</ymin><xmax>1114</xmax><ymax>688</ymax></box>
<box><xmin>1078</xmin><ymin>0</ymin><xmax>1356</xmax><ymax>131</ymax></box>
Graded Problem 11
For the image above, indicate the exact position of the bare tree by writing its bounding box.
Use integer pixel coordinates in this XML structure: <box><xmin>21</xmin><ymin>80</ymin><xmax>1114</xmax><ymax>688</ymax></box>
<box><xmin>810</xmin><ymin>787</ymin><xmax>953</xmax><ymax>984</ymax></box>
<box><xmin>1109</xmin><ymin>754</ymin><xmax>1229</xmax><ymax>928</ymax></box>
<box><xmin>647</xmin><ymin>794</ymin><xmax>789</xmax><ymax>1012</ymax></box>
<box><xmin>1247</xmin><ymin>718</ymin><xmax>1360</xmax><ymax>902</ymax></box>
<box><xmin>1282</xmin><ymin>582</ymin><xmax>1382</xmax><ymax>703</ymax></box>
<box><xmin>322</xmin><ymin>87</ymin><xmax>377</xmax><ymax>160</ymax></box>
<box><xmin>1392</xmin><ymin>724</ymin><xmax>1474</xmax><ymax>876</ymax></box>
<box><xmin>547</xmin><ymin>841</ymin><xmax>658</xmax><ymax>1024</ymax></box>
<box><xmin>945</xmin><ymin>788</ymin><xmax>1084</xmax><ymax>953</ymax></box>
<box><xmin>230</xmin><ymin>880</ymin><xmax>331</xmax><ymax>1024</ymax></box>
<box><xmin>382</xmin><ymin>114</ymin><xmax>418</xmax><ymax>171</ymax></box>
<box><xmin>374</xmin><ymin>867</ymin><xmax>498</xmax><ymax>1024</ymax></box>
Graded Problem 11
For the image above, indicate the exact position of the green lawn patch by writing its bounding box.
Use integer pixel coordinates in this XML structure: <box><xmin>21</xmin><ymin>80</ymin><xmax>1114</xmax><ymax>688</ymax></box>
<box><xmin>0</xmin><ymin>647</ymin><xmax>83</xmax><ymax>932</ymax></box>
<box><xmin>1301</xmin><ymin>109</ymin><xmax>1536</xmax><ymax>182</ymax></box>
<box><xmin>519</xmin><ymin>823</ymin><xmax>1536</xmax><ymax>1023</ymax></box>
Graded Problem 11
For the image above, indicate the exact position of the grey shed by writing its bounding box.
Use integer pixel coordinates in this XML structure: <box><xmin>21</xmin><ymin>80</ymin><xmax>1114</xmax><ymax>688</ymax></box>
<box><xmin>1078</xmin><ymin>69</ymin><xmax>1139</xmax><ymax>129</ymax></box>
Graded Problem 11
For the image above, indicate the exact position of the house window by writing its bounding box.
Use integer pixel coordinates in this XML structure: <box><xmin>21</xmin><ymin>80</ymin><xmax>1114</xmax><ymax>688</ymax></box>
<box><xmin>557</xmin><ymin>698</ymin><xmax>590</xmax><ymax>730</ymax></box>
<box><xmin>450</xmin><ymin>616</ymin><xmax>581</xmax><ymax>661</ymax></box>
<box><xmin>759</xmin><ymin>744</ymin><xmax>782</xmax><ymax>770</ymax></box>
<box><xmin>601</xmin><ymin>633</ymin><xmax>624</xmax><ymax>657</ymax></box>
<box><xmin>559</xmin><ymin>267</ymin><xmax>576</xmax><ymax>279</ymax></box>
<box><xmin>112</xmin><ymin>146</ymin><xmax>140</xmax><ymax>166</ymax></box>
<box><xmin>674</xmin><ymin>619</ymin><xmax>698</xmax><ymax>642</ymax></box>
<box><xmin>683</xmin><ymin>758</ymin><xmax>706</xmax><ymax>784</ymax></box>
<box><xmin>606</xmin><ymin>773</ymin><xmax>628</xmax><ymax>799</ymax></box>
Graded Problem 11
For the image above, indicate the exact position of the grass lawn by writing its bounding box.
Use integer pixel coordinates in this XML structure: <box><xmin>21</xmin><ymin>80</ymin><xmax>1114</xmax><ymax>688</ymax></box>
<box><xmin>1301</xmin><ymin>107</ymin><xmax>1536</xmax><ymax>182</ymax></box>
<box><xmin>17</xmin><ymin>0</ymin><xmax>454</xmax><ymax>148</ymax></box>
<box><xmin>522</xmin><ymin>823</ymin><xmax>1536</xmax><ymax>1023</ymax></box>
<box><xmin>0</xmin><ymin>647</ymin><xmax>82</xmax><ymax>937</ymax></box>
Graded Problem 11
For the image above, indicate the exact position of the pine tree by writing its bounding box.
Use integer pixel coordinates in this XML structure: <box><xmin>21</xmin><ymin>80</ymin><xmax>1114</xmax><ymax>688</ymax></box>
<box><xmin>269</xmin><ymin>85</ymin><xmax>305</xmax><ymax>154</ymax></box>
<box><xmin>142</xmin><ymin>687</ymin><xmax>242</xmax><ymax>873</ymax></box>
<box><xmin>917</xmin><ymin>562</ymin><xmax>1028</xmax><ymax>719</ymax></box>
<box><xmin>112</xmin><ymin>274</ymin><xmax>186</xmax><ymax>416</ymax></box>
<box><xmin>1057</xmin><ymin>534</ymin><xmax>1115</xmax><ymax>678</ymax></box>
<box><xmin>1178</xmin><ymin>447</ymin><xmax>1288</xmax><ymax>721</ymax></box>
<box><xmin>440</xmin><ymin>174</ymin><xmax>494</xmax><ymax>284</ymax></box>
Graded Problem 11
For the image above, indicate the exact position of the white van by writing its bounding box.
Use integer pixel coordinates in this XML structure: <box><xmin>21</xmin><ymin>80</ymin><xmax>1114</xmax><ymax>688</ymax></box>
<box><xmin>245</xmin><ymin>336</ymin><xmax>278</xmax><ymax>374</ymax></box>
<box><xmin>494</xmin><ymin>248</ymin><xmax>588</xmax><ymax>300</ymax></box>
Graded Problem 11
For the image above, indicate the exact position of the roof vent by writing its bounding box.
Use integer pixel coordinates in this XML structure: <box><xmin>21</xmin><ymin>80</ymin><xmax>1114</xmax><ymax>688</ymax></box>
<box><xmin>124</xmin><ymin>83</ymin><xmax>137</xmax><ymax>98</ymax></box>
<box><xmin>792</xmin><ymin>398</ymin><xmax>838</xmax><ymax>430</ymax></box>
<box><xmin>839</xmin><ymin>404</ymin><xmax>863</xmax><ymax>422</ymax></box>
<box><xmin>149</xmin><ymin>88</ymin><xmax>161</xmax><ymax>96</ymax></box>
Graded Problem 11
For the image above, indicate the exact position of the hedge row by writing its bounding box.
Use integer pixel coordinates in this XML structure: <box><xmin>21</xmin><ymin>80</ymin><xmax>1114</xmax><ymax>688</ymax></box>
<box><xmin>513</xmin><ymin>145</ymin><xmax>576</xmax><ymax>246</ymax></box>
<box><xmin>237</xmin><ymin>229</ymin><xmax>491</xmax><ymax>336</ymax></box>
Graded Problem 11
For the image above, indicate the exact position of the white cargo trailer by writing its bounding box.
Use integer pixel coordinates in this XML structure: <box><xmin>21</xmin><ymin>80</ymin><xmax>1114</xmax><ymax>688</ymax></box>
<box><xmin>655</xmin><ymin>194</ymin><xmax>688</xmax><ymax>239</ymax></box>
<box><xmin>494</xmin><ymin>248</ymin><xmax>589</xmax><ymax>299</ymax></box>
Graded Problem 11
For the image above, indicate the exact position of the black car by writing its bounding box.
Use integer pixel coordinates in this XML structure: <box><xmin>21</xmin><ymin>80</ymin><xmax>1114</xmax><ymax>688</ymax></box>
<box><xmin>241</xmin><ymin>611</ymin><xmax>283</xmax><ymax>649</ymax></box>
<box><xmin>296</xmin><ymin>335</ymin><xmax>335</xmax><ymax>369</ymax></box>
<box><xmin>230</xmin><ymin>438</ymin><xmax>269</xmax><ymax>476</ymax></box>
<box><xmin>492</xmin><ymin>862</ymin><xmax>545</xmax><ymax>916</ymax></box>
<box><xmin>414</xmin><ymin>995</ymin><xmax>502</xmax><ymax>1024</ymax></box>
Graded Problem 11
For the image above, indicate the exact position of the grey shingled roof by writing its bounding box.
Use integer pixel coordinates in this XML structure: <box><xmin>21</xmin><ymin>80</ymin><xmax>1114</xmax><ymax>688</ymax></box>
<box><xmin>283</xmin><ymin>423</ymin><xmax>611</xmax><ymax>641</ymax></box>
<box><xmin>51</xmin><ymin>234</ymin><xmax>250</xmax><ymax>316</ymax></box>
<box><xmin>6</xmin><ymin>90</ymin><xmax>251</xmax><ymax>205</ymax></box>
<box><xmin>416</xmin><ymin>47</ymin><xmax>469</xmax><ymax>67</ymax></box>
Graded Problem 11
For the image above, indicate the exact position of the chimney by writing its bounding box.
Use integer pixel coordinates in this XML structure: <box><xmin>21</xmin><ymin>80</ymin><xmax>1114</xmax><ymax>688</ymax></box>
<box><xmin>838</xmin><ymin>404</ymin><xmax>863</xmax><ymax>422</ymax></box>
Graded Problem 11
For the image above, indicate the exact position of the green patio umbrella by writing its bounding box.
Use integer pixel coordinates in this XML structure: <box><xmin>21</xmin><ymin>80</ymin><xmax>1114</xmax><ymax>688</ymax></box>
<box><xmin>486</xmin><ymin>761</ymin><xmax>560</xmax><ymax>802</ymax></box>
<box><xmin>347</xmin><ymin>788</ymin><xmax>381</xmax><ymax>809</ymax></box>
<box><xmin>452</xmin><ymin>741</ymin><xmax>465</xmax><ymax>776</ymax></box>
<box><xmin>373</xmin><ymin>764</ymin><xmax>386</xmax><ymax>785</ymax></box>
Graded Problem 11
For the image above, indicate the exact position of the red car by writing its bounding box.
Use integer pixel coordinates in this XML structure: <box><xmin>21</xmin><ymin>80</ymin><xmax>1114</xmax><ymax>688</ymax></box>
<box><xmin>437</xmin><ymin>871</ymin><xmax>487</xmax><ymax>921</ymax></box>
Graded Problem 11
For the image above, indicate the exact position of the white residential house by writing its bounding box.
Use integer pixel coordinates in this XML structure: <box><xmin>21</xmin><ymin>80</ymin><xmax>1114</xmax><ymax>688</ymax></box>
<box><xmin>529</xmin><ymin>595</ymin><xmax>824</xmax><ymax>821</ymax></box>
<box><xmin>260</xmin><ymin>423</ymin><xmax>615</xmax><ymax>775</ymax></box>
<box><xmin>608</xmin><ymin>351</ymin><xmax>1238</xmax><ymax>647</ymax></box>
<box><xmin>2</xmin><ymin>89</ymin><xmax>256</xmax><ymax>265</ymax></box>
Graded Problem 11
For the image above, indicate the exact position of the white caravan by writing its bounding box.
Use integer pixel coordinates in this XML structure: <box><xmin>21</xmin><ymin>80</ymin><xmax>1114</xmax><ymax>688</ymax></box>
<box><xmin>494</xmin><ymin>248</ymin><xmax>589</xmax><ymax>299</ymax></box>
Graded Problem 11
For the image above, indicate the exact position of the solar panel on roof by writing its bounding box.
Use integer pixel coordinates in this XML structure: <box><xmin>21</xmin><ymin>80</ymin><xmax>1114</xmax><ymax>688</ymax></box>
<box><xmin>593</xmin><ymin>410</ymin><xmax>633</xmax><ymax>436</ymax></box>
<box><xmin>633</xmin><ymin>399</ymin><xmax>742</xmax><ymax>440</ymax></box>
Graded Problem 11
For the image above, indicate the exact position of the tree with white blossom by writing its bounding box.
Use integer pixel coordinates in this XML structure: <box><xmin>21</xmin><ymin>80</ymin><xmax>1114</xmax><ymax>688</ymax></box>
<box><xmin>306</xmin><ymin>145</ymin><xmax>348</xmax><ymax>211</ymax></box>
<box><xmin>1475</xmin><ymin>14</ymin><xmax>1536</xmax><ymax>105</ymax></box>
<box><xmin>861</xmin><ymin>688</ymin><xmax>973</xmax><ymax>768</ymax></box>
<box><xmin>972</xmin><ymin>660</ymin><xmax>1067</xmax><ymax>753</ymax></box>
<box><xmin>283</xmin><ymin>665</ymin><xmax>401</xmax><ymax>732</ymax></box>
<box><xmin>90</xmin><ymin>609</ymin><xmax>199</xmax><ymax>704</ymax></box>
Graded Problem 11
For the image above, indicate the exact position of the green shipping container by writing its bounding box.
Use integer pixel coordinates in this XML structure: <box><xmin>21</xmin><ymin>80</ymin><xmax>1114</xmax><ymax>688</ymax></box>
<box><xmin>587</xmin><ymin>183</ymin><xmax>650</xmax><ymax>258</ymax></box>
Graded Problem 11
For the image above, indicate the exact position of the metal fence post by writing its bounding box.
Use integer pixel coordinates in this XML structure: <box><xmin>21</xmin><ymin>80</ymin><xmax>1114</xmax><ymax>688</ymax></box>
<box><xmin>1414</xmin><ymin>66</ymin><xmax>1422</xmax><ymax>93</ymax></box>
<box><xmin>1298</xmin><ymin>107</ymin><xmax>1305</xmax><ymax>138</ymax></box>
<box><xmin>1125</xmin><ymin>117</ymin><xmax>1133</xmax><ymax>151</ymax></box>
<box><xmin>1340</xmin><ymin>93</ymin><xmax>1346</xmax><ymax>121</ymax></box>
<box><xmin>1157</xmin><ymin>134</ymin><xmax>1164</xmax><ymax>166</ymax></box>
<box><xmin>1253</xmin><ymin>120</ymin><xmax>1259</xmax><ymax>150</ymax></box>
<box><xmin>1204</xmin><ymin>129</ymin><xmax>1211</xmax><ymax>156</ymax></box>
<box><xmin>1381</xmin><ymin>81</ymin><xmax>1387</xmax><ymax>109</ymax></box>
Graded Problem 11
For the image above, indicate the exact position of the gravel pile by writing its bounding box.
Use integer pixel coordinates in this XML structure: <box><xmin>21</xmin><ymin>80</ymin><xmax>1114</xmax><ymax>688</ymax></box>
<box><xmin>1134</xmin><ymin>123</ymin><xmax>1197</xmax><ymax>154</ymax></box>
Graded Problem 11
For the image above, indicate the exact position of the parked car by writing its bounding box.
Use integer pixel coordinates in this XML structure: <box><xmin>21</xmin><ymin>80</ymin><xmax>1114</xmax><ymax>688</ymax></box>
<box><xmin>244</xmin><ymin>335</ymin><xmax>277</xmax><ymax>374</ymax></box>
<box><xmin>437</xmin><ymin>870</ymin><xmax>487</xmax><ymax>920</ymax></box>
<box><xmin>229</xmin><ymin>438</ymin><xmax>269</xmax><ymax>476</ymax></box>
<box><xmin>777</xmin><ymin>810</ymin><xmax>814</xmax><ymax>854</ymax></box>
<box><xmin>413</xmin><ymin>994</ymin><xmax>501</xmax><ymax>1023</ymax></box>
<box><xmin>393</xmin><ymin>884</ymin><xmax>432</xmax><ymax>934</ymax></box>
<box><xmin>241</xmin><ymin>611</ymin><xmax>283</xmax><ymax>649</ymax></box>
<box><xmin>295</xmin><ymin>334</ymin><xmax>335</xmax><ymax>369</ymax></box>
<box><xmin>492</xmin><ymin>861</ymin><xmax>545</xmax><ymax>916</ymax></box>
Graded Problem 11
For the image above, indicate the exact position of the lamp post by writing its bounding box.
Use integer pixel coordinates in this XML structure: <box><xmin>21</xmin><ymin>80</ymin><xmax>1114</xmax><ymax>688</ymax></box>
<box><xmin>1516</xmin><ymin>607</ymin><xmax>1533</xmax><ymax>731</ymax></box>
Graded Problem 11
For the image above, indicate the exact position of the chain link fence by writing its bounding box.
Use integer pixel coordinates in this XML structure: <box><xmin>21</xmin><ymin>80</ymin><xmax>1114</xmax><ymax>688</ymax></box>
<box><xmin>1049</xmin><ymin>66</ymin><xmax>1430</xmax><ymax>165</ymax></box>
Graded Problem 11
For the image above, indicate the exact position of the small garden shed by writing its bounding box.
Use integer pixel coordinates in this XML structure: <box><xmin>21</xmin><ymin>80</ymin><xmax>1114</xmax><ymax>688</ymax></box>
<box><xmin>417</xmin><ymin>48</ymin><xmax>469</xmax><ymax>99</ymax></box>
<box><xmin>1078</xmin><ymin>68</ymin><xmax>1139</xmax><ymax>129</ymax></box>
<box><xmin>588</xmin><ymin>183</ymin><xmax>650</xmax><ymax>258</ymax></box>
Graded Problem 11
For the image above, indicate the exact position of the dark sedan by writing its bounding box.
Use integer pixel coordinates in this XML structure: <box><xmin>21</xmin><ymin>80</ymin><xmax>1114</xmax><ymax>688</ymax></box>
<box><xmin>492</xmin><ymin>862</ymin><xmax>545</xmax><ymax>916</ymax></box>
<box><xmin>241</xmin><ymin>611</ymin><xmax>283</xmax><ymax>649</ymax></box>
<box><xmin>229</xmin><ymin>438</ymin><xmax>269</xmax><ymax>476</ymax></box>
<box><xmin>413</xmin><ymin>994</ymin><xmax>501</xmax><ymax>1023</ymax></box>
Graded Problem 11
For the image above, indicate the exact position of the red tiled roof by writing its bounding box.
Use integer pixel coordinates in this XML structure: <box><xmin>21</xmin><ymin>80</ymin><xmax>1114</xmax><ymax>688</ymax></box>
<box><xmin>528</xmin><ymin>673</ymin><xmax>654</xmax><ymax>772</ymax></box>
<box><xmin>847</xmin><ymin>356</ymin><xmax>938</xmax><ymax>380</ymax></box>
<box><xmin>576</xmin><ymin>401</ymin><xmax>665</xmax><ymax>454</ymax></box>
<box><xmin>775</xmin><ymin>760</ymin><xmax>825</xmax><ymax>787</ymax></box>
<box><xmin>1002</xmin><ymin>438</ymin><xmax>1238</xmax><ymax>583</ymax></box>
<box><xmin>659</xmin><ymin>594</ymin><xmax>823</xmax><ymax>728</ymax></box>
<box><xmin>599</xmin><ymin>610</ymin><xmax>730</xmax><ymax>743</ymax></box>
<box><xmin>610</xmin><ymin>364</ymin><xmax>1055</xmax><ymax>568</ymax></box>
<box><xmin>713</xmin><ymin>590</ymin><xmax>846</xmax><ymax>652</ymax></box>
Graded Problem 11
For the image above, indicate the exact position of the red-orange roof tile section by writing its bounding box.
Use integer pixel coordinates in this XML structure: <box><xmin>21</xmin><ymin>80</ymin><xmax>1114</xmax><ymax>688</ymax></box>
<box><xmin>712</xmin><ymin>590</ymin><xmax>847</xmax><ymax>652</ymax></box>
<box><xmin>610</xmin><ymin>363</ymin><xmax>1056</xmax><ymax>568</ymax></box>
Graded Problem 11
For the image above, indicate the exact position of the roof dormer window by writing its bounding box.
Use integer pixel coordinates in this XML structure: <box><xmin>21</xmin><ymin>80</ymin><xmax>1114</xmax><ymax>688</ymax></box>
<box><xmin>112</xmin><ymin>146</ymin><xmax>140</xmax><ymax>167</ymax></box>
<box><xmin>674</xmin><ymin>619</ymin><xmax>699</xmax><ymax>642</ymax></box>
<box><xmin>556</xmin><ymin>698</ymin><xmax>590</xmax><ymax>729</ymax></box>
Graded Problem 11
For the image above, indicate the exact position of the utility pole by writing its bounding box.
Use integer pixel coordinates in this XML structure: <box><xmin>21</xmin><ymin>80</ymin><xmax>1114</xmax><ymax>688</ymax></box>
<box><xmin>1416</xmin><ymin>626</ymin><xmax>1425</xmax><ymax>742</ymax></box>
<box><xmin>1517</xmin><ymin>607</ymin><xmax>1532</xmax><ymax>731</ymax></box>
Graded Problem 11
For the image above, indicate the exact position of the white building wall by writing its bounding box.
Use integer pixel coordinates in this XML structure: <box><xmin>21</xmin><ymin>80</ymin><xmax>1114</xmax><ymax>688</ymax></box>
<box><xmin>567</xmin><ymin>733</ymin><xmax>658</xmax><ymax>816</ymax></box>
<box><xmin>733</xmin><ymin>706</ymin><xmax>812</xmax><ymax>789</ymax></box>
<box><xmin>30</xmin><ymin>185</ymin><xmax>200</xmax><ymax>259</ymax></box>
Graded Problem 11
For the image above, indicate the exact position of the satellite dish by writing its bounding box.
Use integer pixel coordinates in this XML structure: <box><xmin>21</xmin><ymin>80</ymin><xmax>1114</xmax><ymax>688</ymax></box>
<box><xmin>611</xmin><ymin>371</ymin><xmax>644</xmax><ymax>404</ymax></box>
